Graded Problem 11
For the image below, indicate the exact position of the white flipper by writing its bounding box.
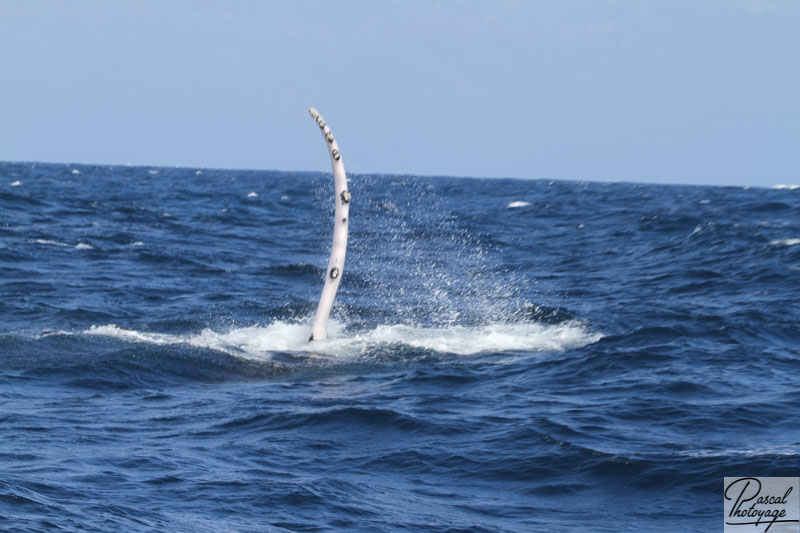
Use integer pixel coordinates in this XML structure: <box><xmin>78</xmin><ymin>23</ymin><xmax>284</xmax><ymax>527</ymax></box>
<box><xmin>308</xmin><ymin>107</ymin><xmax>350</xmax><ymax>341</ymax></box>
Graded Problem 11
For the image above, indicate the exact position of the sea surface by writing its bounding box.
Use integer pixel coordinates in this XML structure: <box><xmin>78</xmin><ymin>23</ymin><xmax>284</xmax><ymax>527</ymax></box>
<box><xmin>1</xmin><ymin>161</ymin><xmax>798</xmax><ymax>532</ymax></box>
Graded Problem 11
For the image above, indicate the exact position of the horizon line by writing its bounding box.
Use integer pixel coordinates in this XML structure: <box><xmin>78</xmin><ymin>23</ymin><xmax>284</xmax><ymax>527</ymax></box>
<box><xmin>1</xmin><ymin>158</ymin><xmax>782</xmax><ymax>190</ymax></box>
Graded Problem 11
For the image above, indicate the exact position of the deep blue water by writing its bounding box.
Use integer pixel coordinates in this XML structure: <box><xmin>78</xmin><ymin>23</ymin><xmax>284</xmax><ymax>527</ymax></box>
<box><xmin>1</xmin><ymin>161</ymin><xmax>798</xmax><ymax>532</ymax></box>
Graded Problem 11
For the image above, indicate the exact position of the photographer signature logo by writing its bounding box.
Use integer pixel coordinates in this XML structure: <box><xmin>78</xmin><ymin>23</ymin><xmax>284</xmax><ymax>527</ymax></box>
<box><xmin>724</xmin><ymin>477</ymin><xmax>800</xmax><ymax>533</ymax></box>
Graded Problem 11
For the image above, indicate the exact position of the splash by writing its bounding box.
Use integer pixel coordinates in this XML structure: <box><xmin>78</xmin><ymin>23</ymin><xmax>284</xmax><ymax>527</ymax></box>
<box><xmin>322</xmin><ymin>321</ymin><xmax>601</xmax><ymax>356</ymax></box>
<box><xmin>83</xmin><ymin>319</ymin><xmax>601</xmax><ymax>360</ymax></box>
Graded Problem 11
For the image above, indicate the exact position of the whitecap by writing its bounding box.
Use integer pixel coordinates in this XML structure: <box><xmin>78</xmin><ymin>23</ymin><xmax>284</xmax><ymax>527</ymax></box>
<box><xmin>770</xmin><ymin>238</ymin><xmax>800</xmax><ymax>247</ymax></box>
<box><xmin>75</xmin><ymin>243</ymin><xmax>93</xmax><ymax>250</ymax></box>
<box><xmin>34</xmin><ymin>239</ymin><xmax>69</xmax><ymax>247</ymax></box>
<box><xmin>247</xmin><ymin>192</ymin><xmax>258</xmax><ymax>198</ymax></box>
<box><xmin>679</xmin><ymin>446</ymin><xmax>800</xmax><ymax>458</ymax></box>
<box><xmin>507</xmin><ymin>201</ymin><xmax>531</xmax><ymax>208</ymax></box>
<box><xmin>773</xmin><ymin>184</ymin><xmax>800</xmax><ymax>190</ymax></box>
<box><xmin>71</xmin><ymin>169</ymin><xmax>80</xmax><ymax>175</ymax></box>
<box><xmin>148</xmin><ymin>169</ymin><xmax>159</xmax><ymax>175</ymax></box>
<box><xmin>10</xmin><ymin>180</ymin><xmax>22</xmax><ymax>186</ymax></box>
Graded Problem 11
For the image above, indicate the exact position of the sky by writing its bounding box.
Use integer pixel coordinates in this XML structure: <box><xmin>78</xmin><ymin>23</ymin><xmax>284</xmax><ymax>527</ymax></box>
<box><xmin>1</xmin><ymin>0</ymin><xmax>798</xmax><ymax>187</ymax></box>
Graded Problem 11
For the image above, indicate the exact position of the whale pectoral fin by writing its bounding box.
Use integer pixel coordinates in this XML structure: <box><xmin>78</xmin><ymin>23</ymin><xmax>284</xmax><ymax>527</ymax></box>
<box><xmin>308</xmin><ymin>108</ymin><xmax>350</xmax><ymax>342</ymax></box>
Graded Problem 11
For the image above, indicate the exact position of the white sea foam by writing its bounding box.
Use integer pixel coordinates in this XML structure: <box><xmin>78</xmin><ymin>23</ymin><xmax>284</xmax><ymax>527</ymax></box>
<box><xmin>326</xmin><ymin>321</ymin><xmax>601</xmax><ymax>357</ymax></box>
<box><xmin>33</xmin><ymin>239</ymin><xmax>94</xmax><ymax>249</ymax></box>
<box><xmin>10</xmin><ymin>180</ymin><xmax>22</xmax><ymax>186</ymax></box>
<box><xmin>148</xmin><ymin>170</ymin><xmax>159</xmax><ymax>175</ymax></box>
<box><xmin>507</xmin><ymin>201</ymin><xmax>531</xmax><ymax>208</ymax></box>
<box><xmin>679</xmin><ymin>446</ymin><xmax>800</xmax><ymax>458</ymax></box>
<box><xmin>34</xmin><ymin>239</ymin><xmax>69</xmax><ymax>247</ymax></box>
<box><xmin>71</xmin><ymin>169</ymin><xmax>80</xmax><ymax>175</ymax></box>
<box><xmin>770</xmin><ymin>238</ymin><xmax>800</xmax><ymax>246</ymax></box>
<box><xmin>247</xmin><ymin>192</ymin><xmax>258</xmax><ymax>198</ymax></box>
<box><xmin>83</xmin><ymin>320</ymin><xmax>602</xmax><ymax>360</ymax></box>
<box><xmin>773</xmin><ymin>184</ymin><xmax>800</xmax><ymax>190</ymax></box>
<box><xmin>86</xmin><ymin>325</ymin><xmax>178</xmax><ymax>345</ymax></box>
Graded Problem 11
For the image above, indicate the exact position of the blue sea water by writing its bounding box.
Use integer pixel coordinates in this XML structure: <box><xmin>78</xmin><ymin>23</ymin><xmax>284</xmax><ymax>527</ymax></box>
<box><xmin>1</xmin><ymin>160</ymin><xmax>798</xmax><ymax>532</ymax></box>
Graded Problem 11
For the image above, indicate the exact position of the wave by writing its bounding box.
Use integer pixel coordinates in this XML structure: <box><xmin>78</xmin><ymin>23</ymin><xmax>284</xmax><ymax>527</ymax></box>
<box><xmin>80</xmin><ymin>319</ymin><xmax>602</xmax><ymax>360</ymax></box>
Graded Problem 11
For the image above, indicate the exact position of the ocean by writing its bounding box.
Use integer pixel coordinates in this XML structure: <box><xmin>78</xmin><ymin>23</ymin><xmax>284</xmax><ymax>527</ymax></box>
<box><xmin>1</xmin><ymin>161</ymin><xmax>798</xmax><ymax>532</ymax></box>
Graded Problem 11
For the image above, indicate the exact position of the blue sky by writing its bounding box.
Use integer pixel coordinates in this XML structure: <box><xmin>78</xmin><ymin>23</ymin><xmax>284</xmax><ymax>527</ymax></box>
<box><xmin>1</xmin><ymin>0</ymin><xmax>798</xmax><ymax>186</ymax></box>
